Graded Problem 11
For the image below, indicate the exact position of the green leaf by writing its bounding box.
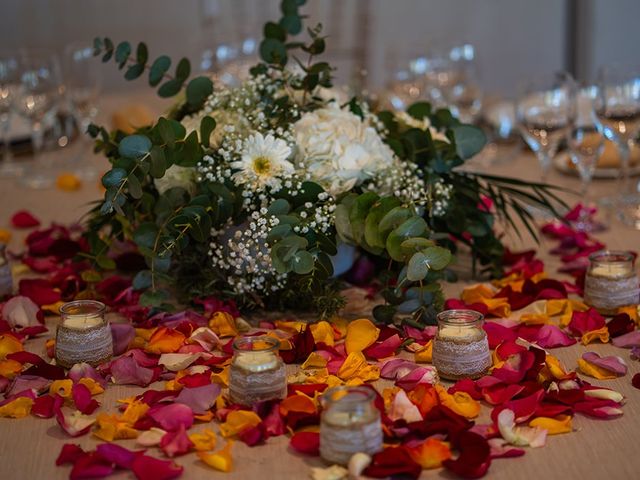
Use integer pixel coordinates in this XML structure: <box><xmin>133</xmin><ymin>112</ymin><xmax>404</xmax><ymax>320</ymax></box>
<box><xmin>132</xmin><ymin>270</ymin><xmax>152</xmax><ymax>290</ymax></box>
<box><xmin>157</xmin><ymin>117</ymin><xmax>176</xmax><ymax>146</ymax></box>
<box><xmin>186</xmin><ymin>76</ymin><xmax>214</xmax><ymax>107</ymax></box>
<box><xmin>149</xmin><ymin>55</ymin><xmax>171</xmax><ymax>87</ymax></box>
<box><xmin>349</xmin><ymin>192</ymin><xmax>379</xmax><ymax>243</ymax></box>
<box><xmin>96</xmin><ymin>254</ymin><xmax>116</xmax><ymax>270</ymax></box>
<box><xmin>364</xmin><ymin>197</ymin><xmax>401</xmax><ymax>249</ymax></box>
<box><xmin>264</xmin><ymin>22</ymin><xmax>287</xmax><ymax>41</ymax></box>
<box><xmin>386</xmin><ymin>217</ymin><xmax>429</xmax><ymax>262</ymax></box>
<box><xmin>175</xmin><ymin>131</ymin><xmax>201</xmax><ymax>167</ymax></box>
<box><xmin>379</xmin><ymin>206</ymin><xmax>412</xmax><ymax>235</ymax></box>
<box><xmin>452</xmin><ymin>125</ymin><xmax>486</xmax><ymax>159</ymax></box>
<box><xmin>115</xmin><ymin>41</ymin><xmax>131</xmax><ymax>69</ymax></box>
<box><xmin>281</xmin><ymin>0</ymin><xmax>299</xmax><ymax>14</ymax></box>
<box><xmin>266</xmin><ymin>224</ymin><xmax>293</xmax><ymax>243</ymax></box>
<box><xmin>124</xmin><ymin>63</ymin><xmax>144</xmax><ymax>80</ymax></box>
<box><xmin>199</xmin><ymin>116</ymin><xmax>216</xmax><ymax>148</ymax></box>
<box><xmin>149</xmin><ymin>146</ymin><xmax>167</xmax><ymax>179</ymax></box>
<box><xmin>119</xmin><ymin>134</ymin><xmax>151</xmax><ymax>159</ymax></box>
<box><xmin>133</xmin><ymin>222</ymin><xmax>159</xmax><ymax>249</ymax></box>
<box><xmin>127</xmin><ymin>173</ymin><xmax>143</xmax><ymax>199</ymax></box>
<box><xmin>280</xmin><ymin>15</ymin><xmax>302</xmax><ymax>35</ymax></box>
<box><xmin>260</xmin><ymin>38</ymin><xmax>287</xmax><ymax>65</ymax></box>
<box><xmin>175</xmin><ymin>58</ymin><xmax>191</xmax><ymax>81</ymax></box>
<box><xmin>267</xmin><ymin>198</ymin><xmax>291</xmax><ymax>216</ymax></box>
<box><xmin>293</xmin><ymin>251</ymin><xmax>314</xmax><ymax>274</ymax></box>
<box><xmin>422</xmin><ymin>246</ymin><xmax>453</xmax><ymax>271</ymax></box>
<box><xmin>92</xmin><ymin>37</ymin><xmax>103</xmax><ymax>56</ymax></box>
<box><xmin>407</xmin><ymin>102</ymin><xmax>432</xmax><ymax>120</ymax></box>
<box><xmin>158</xmin><ymin>79</ymin><xmax>183</xmax><ymax>98</ymax></box>
<box><xmin>400</xmin><ymin>237</ymin><xmax>435</xmax><ymax>253</ymax></box>
<box><xmin>102</xmin><ymin>38</ymin><xmax>114</xmax><ymax>62</ymax></box>
<box><xmin>407</xmin><ymin>252</ymin><xmax>429</xmax><ymax>281</ymax></box>
<box><xmin>102</xmin><ymin>168</ymin><xmax>127</xmax><ymax>188</ymax></box>
<box><xmin>136</xmin><ymin>42</ymin><xmax>148</xmax><ymax>64</ymax></box>
<box><xmin>139</xmin><ymin>289</ymin><xmax>170</xmax><ymax>307</ymax></box>
<box><xmin>373</xmin><ymin>304</ymin><xmax>396</xmax><ymax>324</ymax></box>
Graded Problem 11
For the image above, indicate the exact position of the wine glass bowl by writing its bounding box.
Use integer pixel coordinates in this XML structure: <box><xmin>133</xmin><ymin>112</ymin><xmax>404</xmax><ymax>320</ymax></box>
<box><xmin>0</xmin><ymin>53</ymin><xmax>23</xmax><ymax>177</ymax></box>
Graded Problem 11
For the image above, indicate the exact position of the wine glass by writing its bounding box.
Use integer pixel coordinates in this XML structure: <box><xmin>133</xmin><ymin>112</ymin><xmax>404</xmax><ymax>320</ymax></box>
<box><xmin>593</xmin><ymin>65</ymin><xmax>640</xmax><ymax>228</ymax></box>
<box><xmin>442</xmin><ymin>44</ymin><xmax>483</xmax><ymax>124</ymax></box>
<box><xmin>0</xmin><ymin>53</ymin><xmax>23</xmax><ymax>177</ymax></box>
<box><xmin>516</xmin><ymin>72</ymin><xmax>573</xmax><ymax>182</ymax></box>
<box><xmin>64</xmin><ymin>42</ymin><xmax>101</xmax><ymax>179</ymax></box>
<box><xmin>567</xmin><ymin>86</ymin><xmax>606</xmax><ymax>231</ymax></box>
<box><xmin>14</xmin><ymin>50</ymin><xmax>62</xmax><ymax>189</ymax></box>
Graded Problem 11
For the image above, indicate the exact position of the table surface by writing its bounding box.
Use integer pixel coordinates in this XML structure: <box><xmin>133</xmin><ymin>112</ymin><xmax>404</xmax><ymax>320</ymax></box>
<box><xmin>1</xmin><ymin>92</ymin><xmax>639</xmax><ymax>480</ymax></box>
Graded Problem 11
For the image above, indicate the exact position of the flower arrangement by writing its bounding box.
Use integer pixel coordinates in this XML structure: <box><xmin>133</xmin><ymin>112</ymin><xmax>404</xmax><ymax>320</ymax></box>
<box><xmin>86</xmin><ymin>0</ymin><xmax>562</xmax><ymax>325</ymax></box>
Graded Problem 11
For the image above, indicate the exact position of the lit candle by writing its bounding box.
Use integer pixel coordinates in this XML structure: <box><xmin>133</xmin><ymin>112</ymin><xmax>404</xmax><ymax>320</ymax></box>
<box><xmin>584</xmin><ymin>250</ymin><xmax>639</xmax><ymax>315</ymax></box>
<box><xmin>432</xmin><ymin>309</ymin><xmax>491</xmax><ymax>380</ymax></box>
<box><xmin>320</xmin><ymin>386</ymin><xmax>382</xmax><ymax>465</ymax></box>
<box><xmin>55</xmin><ymin>300</ymin><xmax>113</xmax><ymax>368</ymax></box>
<box><xmin>228</xmin><ymin>336</ymin><xmax>287</xmax><ymax>405</ymax></box>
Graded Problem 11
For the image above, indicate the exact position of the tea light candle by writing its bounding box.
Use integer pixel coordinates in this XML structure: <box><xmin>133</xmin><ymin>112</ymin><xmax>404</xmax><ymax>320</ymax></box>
<box><xmin>584</xmin><ymin>250</ymin><xmax>639</xmax><ymax>315</ymax></box>
<box><xmin>319</xmin><ymin>386</ymin><xmax>383</xmax><ymax>465</ymax></box>
<box><xmin>228</xmin><ymin>336</ymin><xmax>287</xmax><ymax>405</ymax></box>
<box><xmin>55</xmin><ymin>300</ymin><xmax>113</xmax><ymax>368</ymax></box>
<box><xmin>432</xmin><ymin>309</ymin><xmax>491</xmax><ymax>380</ymax></box>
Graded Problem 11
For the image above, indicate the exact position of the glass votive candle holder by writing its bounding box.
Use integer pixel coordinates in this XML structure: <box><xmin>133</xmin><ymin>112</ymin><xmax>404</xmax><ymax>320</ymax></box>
<box><xmin>55</xmin><ymin>300</ymin><xmax>113</xmax><ymax>368</ymax></box>
<box><xmin>228</xmin><ymin>335</ymin><xmax>287</xmax><ymax>405</ymax></box>
<box><xmin>583</xmin><ymin>250</ymin><xmax>640</xmax><ymax>315</ymax></box>
<box><xmin>319</xmin><ymin>386</ymin><xmax>383</xmax><ymax>465</ymax></box>
<box><xmin>432</xmin><ymin>309</ymin><xmax>491</xmax><ymax>380</ymax></box>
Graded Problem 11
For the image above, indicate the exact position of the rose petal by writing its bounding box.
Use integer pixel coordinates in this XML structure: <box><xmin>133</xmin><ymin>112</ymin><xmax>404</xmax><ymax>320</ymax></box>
<box><xmin>529</xmin><ymin>414</ymin><xmax>572</xmax><ymax>435</ymax></box>
<box><xmin>290</xmin><ymin>431</ymin><xmax>320</xmax><ymax>456</ymax></box>
<box><xmin>364</xmin><ymin>446</ymin><xmax>422</xmax><ymax>479</ymax></box>
<box><xmin>189</xmin><ymin>327</ymin><xmax>220</xmax><ymax>351</ymax></box>
<box><xmin>395</xmin><ymin>366</ymin><xmax>439</xmax><ymax>390</ymax></box>
<box><xmin>220</xmin><ymin>410</ymin><xmax>262</xmax><ymax>438</ymax></box>
<box><xmin>633</xmin><ymin>373</ymin><xmax>640</xmax><ymax>390</ymax></box>
<box><xmin>345</xmin><ymin>318</ymin><xmax>380</xmax><ymax>354</ymax></box>
<box><xmin>110</xmin><ymin>323</ymin><xmax>136</xmax><ymax>356</ymax></box>
<box><xmin>0</xmin><ymin>396</ymin><xmax>33</xmax><ymax>418</ymax></box>
<box><xmin>363</xmin><ymin>333</ymin><xmax>401</xmax><ymax>360</ymax></box>
<box><xmin>131</xmin><ymin>454</ymin><xmax>184</xmax><ymax>480</ymax></box>
<box><xmin>442</xmin><ymin>430</ymin><xmax>492</xmax><ymax>479</ymax></box>
<box><xmin>109</xmin><ymin>356</ymin><xmax>155</xmax><ymax>387</ymax></box>
<box><xmin>174</xmin><ymin>384</ymin><xmax>221</xmax><ymax>415</ymax></box>
<box><xmin>1</xmin><ymin>296</ymin><xmax>41</xmax><ymax>328</ymax></box>
<box><xmin>149</xmin><ymin>403</ymin><xmax>194</xmax><ymax>431</ymax></box>
<box><xmin>55</xmin><ymin>404</ymin><xmax>95</xmax><ymax>437</ymax></box>
<box><xmin>70</xmin><ymin>452</ymin><xmax>114</xmax><ymax>480</ymax></box>
<box><xmin>497</xmin><ymin>409</ymin><xmax>547</xmax><ymax>447</ymax></box>
<box><xmin>606</xmin><ymin>313</ymin><xmax>636</xmax><ymax>338</ymax></box>
<box><xmin>72</xmin><ymin>382</ymin><xmax>100</xmax><ymax>414</ymax></box>
<box><xmin>198</xmin><ymin>441</ymin><xmax>234</xmax><ymax>472</ymax></box>
<box><xmin>160</xmin><ymin>424</ymin><xmax>194</xmax><ymax>457</ymax></box>
<box><xmin>56</xmin><ymin>444</ymin><xmax>85</xmax><ymax>465</ymax></box>
<box><xmin>536</xmin><ymin>324</ymin><xmax>576</xmax><ymax>348</ymax></box>
<box><xmin>145</xmin><ymin>327</ymin><xmax>186</xmax><ymax>354</ymax></box>
<box><xmin>568</xmin><ymin>309</ymin><xmax>605</xmax><ymax>337</ymax></box>
<box><xmin>95</xmin><ymin>443</ymin><xmax>141</xmax><ymax>469</ymax></box>
<box><xmin>136</xmin><ymin>428</ymin><xmax>167</xmax><ymax>447</ymax></box>
<box><xmin>578</xmin><ymin>352</ymin><xmax>627</xmax><ymax>379</ymax></box>
<box><xmin>612</xmin><ymin>330</ymin><xmax>640</xmax><ymax>348</ymax></box>
<box><xmin>68</xmin><ymin>363</ymin><xmax>107</xmax><ymax>388</ymax></box>
<box><xmin>32</xmin><ymin>394</ymin><xmax>56</xmax><ymax>418</ymax></box>
<box><xmin>405</xmin><ymin>437</ymin><xmax>451</xmax><ymax>469</ymax></box>
<box><xmin>487</xmin><ymin>438</ymin><xmax>525</xmax><ymax>459</ymax></box>
<box><xmin>11</xmin><ymin>210</ymin><xmax>40</xmax><ymax>228</ymax></box>
<box><xmin>388</xmin><ymin>389</ymin><xmax>423</xmax><ymax>423</ymax></box>
<box><xmin>18</xmin><ymin>279</ymin><xmax>61</xmax><ymax>306</ymax></box>
<box><xmin>484</xmin><ymin>322</ymin><xmax>517</xmax><ymax>349</ymax></box>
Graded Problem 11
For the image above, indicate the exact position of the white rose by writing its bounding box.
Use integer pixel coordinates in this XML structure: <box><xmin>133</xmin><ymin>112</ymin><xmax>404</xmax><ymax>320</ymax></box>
<box><xmin>154</xmin><ymin>164</ymin><xmax>197</xmax><ymax>195</ymax></box>
<box><xmin>294</xmin><ymin>105</ymin><xmax>395</xmax><ymax>195</ymax></box>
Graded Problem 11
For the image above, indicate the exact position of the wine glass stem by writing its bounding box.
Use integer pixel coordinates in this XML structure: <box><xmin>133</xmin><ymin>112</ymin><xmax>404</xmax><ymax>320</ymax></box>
<box><xmin>31</xmin><ymin>120</ymin><xmax>44</xmax><ymax>162</ymax></box>
<box><xmin>1</xmin><ymin>117</ymin><xmax>10</xmax><ymax>162</ymax></box>
<box><xmin>618</xmin><ymin>140</ymin><xmax>631</xmax><ymax>196</ymax></box>
<box><xmin>538</xmin><ymin>151</ymin><xmax>551</xmax><ymax>182</ymax></box>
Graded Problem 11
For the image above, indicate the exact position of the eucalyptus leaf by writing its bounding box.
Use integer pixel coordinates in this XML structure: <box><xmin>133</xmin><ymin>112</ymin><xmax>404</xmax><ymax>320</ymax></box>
<box><xmin>119</xmin><ymin>135</ymin><xmax>151</xmax><ymax>159</ymax></box>
<box><xmin>186</xmin><ymin>76</ymin><xmax>213</xmax><ymax>107</ymax></box>
<box><xmin>149</xmin><ymin>55</ymin><xmax>171</xmax><ymax>87</ymax></box>
<box><xmin>293</xmin><ymin>250</ymin><xmax>314</xmax><ymax>274</ymax></box>
<box><xmin>200</xmin><ymin>116</ymin><xmax>216</xmax><ymax>148</ymax></box>
<box><xmin>452</xmin><ymin>124</ymin><xmax>486</xmax><ymax>159</ymax></box>
<box><xmin>102</xmin><ymin>168</ymin><xmax>127</xmax><ymax>188</ymax></box>
<box><xmin>132</xmin><ymin>270</ymin><xmax>152</xmax><ymax>290</ymax></box>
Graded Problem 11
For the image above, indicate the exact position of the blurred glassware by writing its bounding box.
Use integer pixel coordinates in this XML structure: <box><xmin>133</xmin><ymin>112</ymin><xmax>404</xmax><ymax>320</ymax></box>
<box><xmin>14</xmin><ymin>50</ymin><xmax>62</xmax><ymax>189</ymax></box>
<box><xmin>380</xmin><ymin>51</ymin><xmax>425</xmax><ymax>111</ymax></box>
<box><xmin>567</xmin><ymin>86</ymin><xmax>606</xmax><ymax>231</ymax></box>
<box><xmin>516</xmin><ymin>72</ymin><xmax>573</xmax><ymax>182</ymax></box>
<box><xmin>63</xmin><ymin>42</ymin><xmax>102</xmax><ymax>179</ymax></box>
<box><xmin>0</xmin><ymin>52</ymin><xmax>24</xmax><ymax>177</ymax></box>
<box><xmin>593</xmin><ymin>64</ymin><xmax>640</xmax><ymax>228</ymax></box>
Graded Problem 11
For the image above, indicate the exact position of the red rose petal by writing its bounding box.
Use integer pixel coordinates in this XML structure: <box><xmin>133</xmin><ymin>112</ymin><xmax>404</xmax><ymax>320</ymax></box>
<box><xmin>95</xmin><ymin>443</ymin><xmax>141</xmax><ymax>469</ymax></box>
<box><xmin>56</xmin><ymin>443</ymin><xmax>86</xmax><ymax>465</ymax></box>
<box><xmin>443</xmin><ymin>431</ymin><xmax>491</xmax><ymax>479</ymax></box>
<box><xmin>131</xmin><ymin>454</ymin><xmax>183</xmax><ymax>480</ymax></box>
<box><xmin>568</xmin><ymin>309</ymin><xmax>605</xmax><ymax>337</ymax></box>
<box><xmin>72</xmin><ymin>382</ymin><xmax>100</xmax><ymax>414</ymax></box>
<box><xmin>238</xmin><ymin>423</ymin><xmax>265</xmax><ymax>446</ymax></box>
<box><xmin>449</xmin><ymin>379</ymin><xmax>483</xmax><ymax>400</ymax></box>
<box><xmin>18</xmin><ymin>278</ymin><xmax>61</xmax><ymax>306</ymax></box>
<box><xmin>364</xmin><ymin>446</ymin><xmax>422</xmax><ymax>479</ymax></box>
<box><xmin>32</xmin><ymin>394</ymin><xmax>56</xmax><ymax>418</ymax></box>
<box><xmin>289</xmin><ymin>431</ymin><xmax>320</xmax><ymax>456</ymax></box>
<box><xmin>606</xmin><ymin>314</ymin><xmax>635</xmax><ymax>338</ymax></box>
<box><xmin>70</xmin><ymin>452</ymin><xmax>114</xmax><ymax>480</ymax></box>
<box><xmin>632</xmin><ymin>373</ymin><xmax>640</xmax><ymax>390</ymax></box>
<box><xmin>483</xmin><ymin>322</ymin><xmax>517</xmax><ymax>349</ymax></box>
<box><xmin>364</xmin><ymin>333</ymin><xmax>402</xmax><ymax>359</ymax></box>
<box><xmin>11</xmin><ymin>210</ymin><xmax>41</xmax><ymax>228</ymax></box>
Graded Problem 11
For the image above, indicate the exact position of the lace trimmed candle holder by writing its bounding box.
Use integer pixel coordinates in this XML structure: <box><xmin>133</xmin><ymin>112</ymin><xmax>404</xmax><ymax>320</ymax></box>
<box><xmin>319</xmin><ymin>386</ymin><xmax>383</xmax><ymax>465</ymax></box>
<box><xmin>583</xmin><ymin>250</ymin><xmax>640</xmax><ymax>316</ymax></box>
<box><xmin>228</xmin><ymin>335</ymin><xmax>287</xmax><ymax>405</ymax></box>
<box><xmin>55</xmin><ymin>300</ymin><xmax>113</xmax><ymax>368</ymax></box>
<box><xmin>432</xmin><ymin>309</ymin><xmax>491</xmax><ymax>380</ymax></box>
<box><xmin>0</xmin><ymin>243</ymin><xmax>13</xmax><ymax>297</ymax></box>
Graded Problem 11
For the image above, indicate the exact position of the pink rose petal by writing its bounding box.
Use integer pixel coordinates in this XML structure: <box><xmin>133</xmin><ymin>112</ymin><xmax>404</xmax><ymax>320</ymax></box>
<box><xmin>612</xmin><ymin>330</ymin><xmax>640</xmax><ymax>348</ymax></box>
<box><xmin>110</xmin><ymin>323</ymin><xmax>136</xmax><ymax>356</ymax></box>
<box><xmin>109</xmin><ymin>356</ymin><xmax>155</xmax><ymax>387</ymax></box>
<box><xmin>536</xmin><ymin>324</ymin><xmax>576</xmax><ymax>348</ymax></box>
<box><xmin>70</xmin><ymin>453</ymin><xmax>114</xmax><ymax>480</ymax></box>
<box><xmin>568</xmin><ymin>309</ymin><xmax>605</xmax><ymax>337</ymax></box>
<box><xmin>68</xmin><ymin>363</ymin><xmax>107</xmax><ymax>388</ymax></box>
<box><xmin>160</xmin><ymin>424</ymin><xmax>193</xmax><ymax>457</ymax></box>
<box><xmin>32</xmin><ymin>394</ymin><xmax>56</xmax><ymax>418</ymax></box>
<box><xmin>174</xmin><ymin>383</ymin><xmax>221</xmax><ymax>415</ymax></box>
<box><xmin>582</xmin><ymin>352</ymin><xmax>628</xmax><ymax>377</ymax></box>
<box><xmin>95</xmin><ymin>443</ymin><xmax>141</xmax><ymax>469</ymax></box>
<box><xmin>72</xmin><ymin>382</ymin><xmax>100</xmax><ymax>414</ymax></box>
<box><xmin>364</xmin><ymin>334</ymin><xmax>402</xmax><ymax>359</ymax></box>
<box><xmin>1</xmin><ymin>296</ymin><xmax>42</xmax><ymax>328</ymax></box>
<box><xmin>131</xmin><ymin>454</ymin><xmax>183</xmax><ymax>480</ymax></box>
<box><xmin>149</xmin><ymin>403</ymin><xmax>194</xmax><ymax>431</ymax></box>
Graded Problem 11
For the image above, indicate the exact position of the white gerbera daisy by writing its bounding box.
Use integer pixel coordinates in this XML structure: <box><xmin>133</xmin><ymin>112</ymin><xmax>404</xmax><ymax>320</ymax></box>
<box><xmin>230</xmin><ymin>133</ymin><xmax>294</xmax><ymax>189</ymax></box>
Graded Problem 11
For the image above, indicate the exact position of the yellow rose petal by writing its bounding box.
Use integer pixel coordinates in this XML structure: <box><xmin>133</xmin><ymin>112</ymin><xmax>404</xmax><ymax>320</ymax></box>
<box><xmin>219</xmin><ymin>410</ymin><xmax>261</xmax><ymax>438</ymax></box>
<box><xmin>345</xmin><ymin>318</ymin><xmax>380</xmax><ymax>354</ymax></box>
<box><xmin>0</xmin><ymin>229</ymin><xmax>11</xmax><ymax>244</ymax></box>
<box><xmin>577</xmin><ymin>358</ymin><xmax>617</xmax><ymax>380</ymax></box>
<box><xmin>0</xmin><ymin>334</ymin><xmax>23</xmax><ymax>360</ymax></box>
<box><xmin>56</xmin><ymin>173</ymin><xmax>81</xmax><ymax>191</ymax></box>
<box><xmin>209</xmin><ymin>312</ymin><xmax>238</xmax><ymax>337</ymax></box>
<box><xmin>190</xmin><ymin>429</ymin><xmax>217</xmax><ymax>451</ymax></box>
<box><xmin>581</xmin><ymin>326</ymin><xmax>610</xmax><ymax>345</ymax></box>
<box><xmin>529</xmin><ymin>415</ymin><xmax>572</xmax><ymax>435</ymax></box>
<box><xmin>50</xmin><ymin>379</ymin><xmax>74</xmax><ymax>398</ymax></box>
<box><xmin>198</xmin><ymin>441</ymin><xmax>233</xmax><ymax>472</ymax></box>
<box><xmin>310</xmin><ymin>321</ymin><xmax>335</xmax><ymax>346</ymax></box>
<box><xmin>414</xmin><ymin>341</ymin><xmax>433</xmax><ymax>363</ymax></box>
<box><xmin>0</xmin><ymin>397</ymin><xmax>33</xmax><ymax>418</ymax></box>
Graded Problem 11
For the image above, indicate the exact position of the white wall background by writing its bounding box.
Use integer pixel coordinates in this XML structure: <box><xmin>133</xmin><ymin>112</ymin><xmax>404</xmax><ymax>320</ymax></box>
<box><xmin>0</xmin><ymin>0</ymin><xmax>638</xmax><ymax>96</ymax></box>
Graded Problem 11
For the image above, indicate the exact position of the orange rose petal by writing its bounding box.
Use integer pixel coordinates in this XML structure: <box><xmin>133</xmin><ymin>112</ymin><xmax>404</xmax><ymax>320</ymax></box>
<box><xmin>301</xmin><ymin>352</ymin><xmax>328</xmax><ymax>369</ymax></box>
<box><xmin>41</xmin><ymin>300</ymin><xmax>65</xmax><ymax>315</ymax></box>
<box><xmin>414</xmin><ymin>340</ymin><xmax>433</xmax><ymax>363</ymax></box>
<box><xmin>345</xmin><ymin>318</ymin><xmax>380</xmax><ymax>354</ymax></box>
<box><xmin>56</xmin><ymin>173</ymin><xmax>81</xmax><ymax>191</ymax></box>
<box><xmin>279</xmin><ymin>394</ymin><xmax>317</xmax><ymax>417</ymax></box>
<box><xmin>50</xmin><ymin>379</ymin><xmax>74</xmax><ymax>398</ymax></box>
<box><xmin>581</xmin><ymin>326</ymin><xmax>610</xmax><ymax>345</ymax></box>
<box><xmin>310</xmin><ymin>321</ymin><xmax>335</xmax><ymax>346</ymax></box>
<box><xmin>145</xmin><ymin>327</ymin><xmax>187</xmax><ymax>354</ymax></box>
<box><xmin>0</xmin><ymin>397</ymin><xmax>33</xmax><ymax>418</ymax></box>
<box><xmin>195</xmin><ymin>411</ymin><xmax>215</xmax><ymax>422</ymax></box>
<box><xmin>545</xmin><ymin>355</ymin><xmax>573</xmax><ymax>381</ymax></box>
<box><xmin>408</xmin><ymin>384</ymin><xmax>439</xmax><ymax>418</ymax></box>
<box><xmin>120</xmin><ymin>400</ymin><xmax>150</xmax><ymax>424</ymax></box>
<box><xmin>435</xmin><ymin>385</ymin><xmax>480</xmax><ymax>419</ymax></box>
<box><xmin>219</xmin><ymin>410</ymin><xmax>261</xmax><ymax>438</ymax></box>
<box><xmin>529</xmin><ymin>415</ymin><xmax>572</xmax><ymax>435</ymax></box>
<box><xmin>461</xmin><ymin>284</ymin><xmax>497</xmax><ymax>304</ymax></box>
<box><xmin>406</xmin><ymin>437</ymin><xmax>452</xmax><ymax>469</ymax></box>
<box><xmin>337</xmin><ymin>352</ymin><xmax>380</xmax><ymax>382</ymax></box>
<box><xmin>209</xmin><ymin>312</ymin><xmax>238</xmax><ymax>337</ymax></box>
<box><xmin>211</xmin><ymin>366</ymin><xmax>229</xmax><ymax>387</ymax></box>
<box><xmin>0</xmin><ymin>333</ymin><xmax>23</xmax><ymax>360</ymax></box>
<box><xmin>78</xmin><ymin>378</ymin><xmax>105</xmax><ymax>395</ymax></box>
<box><xmin>198</xmin><ymin>441</ymin><xmax>233</xmax><ymax>472</ymax></box>
<box><xmin>190</xmin><ymin>429</ymin><xmax>217</xmax><ymax>451</ymax></box>
<box><xmin>0</xmin><ymin>359</ymin><xmax>22</xmax><ymax>378</ymax></box>
<box><xmin>0</xmin><ymin>229</ymin><xmax>12</xmax><ymax>243</ymax></box>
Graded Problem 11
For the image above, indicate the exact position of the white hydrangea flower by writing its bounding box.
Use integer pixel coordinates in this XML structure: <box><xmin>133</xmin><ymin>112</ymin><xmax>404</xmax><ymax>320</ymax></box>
<box><xmin>154</xmin><ymin>164</ymin><xmax>197</xmax><ymax>195</ymax></box>
<box><xmin>294</xmin><ymin>104</ymin><xmax>395</xmax><ymax>195</ymax></box>
<box><xmin>230</xmin><ymin>133</ymin><xmax>294</xmax><ymax>189</ymax></box>
<box><xmin>395</xmin><ymin>111</ymin><xmax>450</xmax><ymax>143</ymax></box>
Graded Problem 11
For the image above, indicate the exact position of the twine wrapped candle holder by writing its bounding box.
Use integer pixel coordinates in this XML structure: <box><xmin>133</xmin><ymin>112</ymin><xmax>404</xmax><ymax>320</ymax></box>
<box><xmin>319</xmin><ymin>386</ymin><xmax>383</xmax><ymax>465</ymax></box>
<box><xmin>55</xmin><ymin>300</ymin><xmax>113</xmax><ymax>368</ymax></box>
<box><xmin>583</xmin><ymin>250</ymin><xmax>640</xmax><ymax>315</ymax></box>
<box><xmin>228</xmin><ymin>335</ymin><xmax>287</xmax><ymax>405</ymax></box>
<box><xmin>432</xmin><ymin>309</ymin><xmax>491</xmax><ymax>380</ymax></box>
